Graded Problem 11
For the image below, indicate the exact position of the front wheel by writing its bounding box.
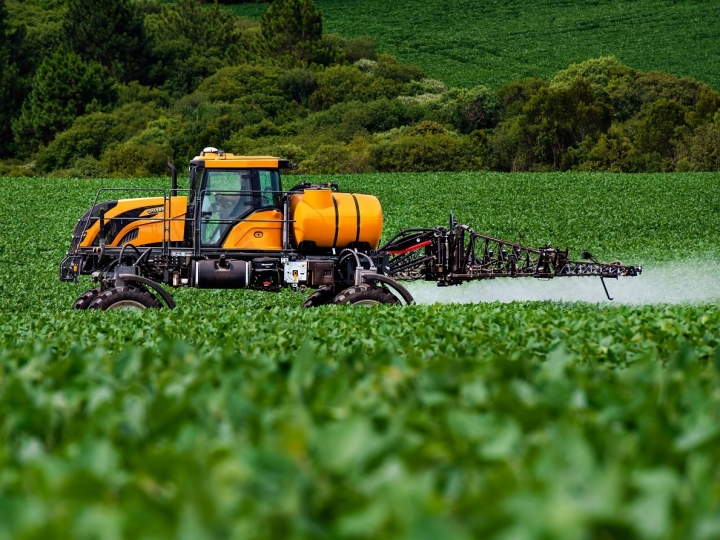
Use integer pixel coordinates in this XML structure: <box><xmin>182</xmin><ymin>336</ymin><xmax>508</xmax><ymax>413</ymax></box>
<box><xmin>87</xmin><ymin>286</ymin><xmax>162</xmax><ymax>311</ymax></box>
<box><xmin>332</xmin><ymin>284</ymin><xmax>400</xmax><ymax>306</ymax></box>
<box><xmin>302</xmin><ymin>286</ymin><xmax>336</xmax><ymax>308</ymax></box>
<box><xmin>72</xmin><ymin>286</ymin><xmax>103</xmax><ymax>310</ymax></box>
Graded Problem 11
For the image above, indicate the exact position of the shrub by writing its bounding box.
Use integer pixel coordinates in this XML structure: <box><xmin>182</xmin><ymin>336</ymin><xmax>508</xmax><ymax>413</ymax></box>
<box><xmin>49</xmin><ymin>155</ymin><xmax>108</xmax><ymax>178</ymax></box>
<box><xmin>340</xmin><ymin>35</ymin><xmax>377</xmax><ymax>62</ymax></box>
<box><xmin>676</xmin><ymin>114</ymin><xmax>720</xmax><ymax>171</ymax></box>
<box><xmin>128</xmin><ymin>125</ymin><xmax>173</xmax><ymax>147</ymax></box>
<box><xmin>195</xmin><ymin>64</ymin><xmax>283</xmax><ymax>103</ymax></box>
<box><xmin>636</xmin><ymin>98</ymin><xmax>687</xmax><ymax>158</ymax></box>
<box><xmin>0</xmin><ymin>159</ymin><xmax>36</xmax><ymax>177</ymax></box>
<box><xmin>497</xmin><ymin>77</ymin><xmax>548</xmax><ymax>120</ymax></box>
<box><xmin>373</xmin><ymin>54</ymin><xmax>424</xmax><ymax>84</ymax></box>
<box><xmin>405</xmin><ymin>78</ymin><xmax>448</xmax><ymax>97</ymax></box>
<box><xmin>436</xmin><ymin>86</ymin><xmax>501</xmax><ymax>133</ymax></box>
<box><xmin>242</xmin><ymin>118</ymin><xmax>282</xmax><ymax>138</ymax></box>
<box><xmin>278</xmin><ymin>68</ymin><xmax>317</xmax><ymax>105</ymax></box>
<box><xmin>370</xmin><ymin>133</ymin><xmax>482</xmax><ymax>172</ymax></box>
<box><xmin>552</xmin><ymin>56</ymin><xmax>635</xmax><ymax>91</ymax></box>
<box><xmin>563</xmin><ymin>130</ymin><xmax>637</xmax><ymax>172</ymax></box>
<box><xmin>117</xmin><ymin>82</ymin><xmax>172</xmax><ymax>108</ymax></box>
<box><xmin>407</xmin><ymin>120</ymin><xmax>446</xmax><ymax>136</ymax></box>
<box><xmin>308</xmin><ymin>65</ymin><xmax>368</xmax><ymax>109</ymax></box>
<box><xmin>564</xmin><ymin>119</ymin><xmax>679</xmax><ymax>173</ymax></box>
<box><xmin>112</xmin><ymin>101</ymin><xmax>169</xmax><ymax>140</ymax></box>
<box><xmin>100</xmin><ymin>141</ymin><xmax>171</xmax><ymax>177</ymax></box>
<box><xmin>496</xmin><ymin>78</ymin><xmax>612</xmax><ymax>170</ymax></box>
<box><xmin>348</xmin><ymin>98</ymin><xmax>413</xmax><ymax>134</ymax></box>
<box><xmin>35</xmin><ymin>112</ymin><xmax>123</xmax><ymax>172</ymax></box>
<box><xmin>302</xmin><ymin>98</ymin><xmax>415</xmax><ymax>142</ymax></box>
<box><xmin>302</xmin><ymin>139</ymin><xmax>370</xmax><ymax>174</ymax></box>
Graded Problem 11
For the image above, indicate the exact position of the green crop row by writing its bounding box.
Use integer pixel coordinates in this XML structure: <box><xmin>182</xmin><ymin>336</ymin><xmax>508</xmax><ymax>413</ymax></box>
<box><xmin>1</xmin><ymin>172</ymin><xmax>718</xmax><ymax>313</ymax></box>
<box><xmin>227</xmin><ymin>0</ymin><xmax>720</xmax><ymax>91</ymax></box>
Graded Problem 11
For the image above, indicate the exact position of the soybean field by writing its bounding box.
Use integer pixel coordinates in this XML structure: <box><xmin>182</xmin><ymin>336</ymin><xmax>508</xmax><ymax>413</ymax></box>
<box><xmin>228</xmin><ymin>0</ymin><xmax>720</xmax><ymax>90</ymax></box>
<box><xmin>1</xmin><ymin>172</ymin><xmax>719</xmax><ymax>538</ymax></box>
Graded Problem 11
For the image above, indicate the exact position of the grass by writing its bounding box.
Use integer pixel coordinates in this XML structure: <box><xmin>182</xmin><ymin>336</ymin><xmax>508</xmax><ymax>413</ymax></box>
<box><xmin>225</xmin><ymin>0</ymin><xmax>720</xmax><ymax>90</ymax></box>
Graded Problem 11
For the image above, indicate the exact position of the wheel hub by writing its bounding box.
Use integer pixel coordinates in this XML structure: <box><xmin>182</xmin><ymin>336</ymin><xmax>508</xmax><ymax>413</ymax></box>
<box><xmin>107</xmin><ymin>300</ymin><xmax>147</xmax><ymax>310</ymax></box>
<box><xmin>351</xmin><ymin>299</ymin><xmax>382</xmax><ymax>306</ymax></box>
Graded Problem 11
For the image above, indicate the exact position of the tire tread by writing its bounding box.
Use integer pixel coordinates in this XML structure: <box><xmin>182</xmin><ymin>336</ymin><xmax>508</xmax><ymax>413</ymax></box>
<box><xmin>332</xmin><ymin>284</ymin><xmax>399</xmax><ymax>305</ymax></box>
<box><xmin>87</xmin><ymin>286</ymin><xmax>162</xmax><ymax>310</ymax></box>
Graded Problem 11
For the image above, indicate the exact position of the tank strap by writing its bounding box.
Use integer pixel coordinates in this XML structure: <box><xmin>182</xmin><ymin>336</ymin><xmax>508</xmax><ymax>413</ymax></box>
<box><xmin>351</xmin><ymin>194</ymin><xmax>361</xmax><ymax>244</ymax></box>
<box><xmin>331</xmin><ymin>194</ymin><xmax>339</xmax><ymax>248</ymax></box>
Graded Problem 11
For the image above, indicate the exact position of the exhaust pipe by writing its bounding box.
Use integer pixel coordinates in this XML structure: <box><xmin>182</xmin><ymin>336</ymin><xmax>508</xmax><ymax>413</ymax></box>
<box><xmin>167</xmin><ymin>161</ymin><xmax>177</xmax><ymax>196</ymax></box>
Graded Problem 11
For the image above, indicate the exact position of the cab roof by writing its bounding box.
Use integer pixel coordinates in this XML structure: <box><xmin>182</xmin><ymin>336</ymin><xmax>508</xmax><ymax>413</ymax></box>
<box><xmin>190</xmin><ymin>149</ymin><xmax>291</xmax><ymax>169</ymax></box>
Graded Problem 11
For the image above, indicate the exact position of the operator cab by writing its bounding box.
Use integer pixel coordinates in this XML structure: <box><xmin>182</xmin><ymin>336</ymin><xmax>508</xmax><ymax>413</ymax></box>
<box><xmin>190</xmin><ymin>148</ymin><xmax>291</xmax><ymax>250</ymax></box>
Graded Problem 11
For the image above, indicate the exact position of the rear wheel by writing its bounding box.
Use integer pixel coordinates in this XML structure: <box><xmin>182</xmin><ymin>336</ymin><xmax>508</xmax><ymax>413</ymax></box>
<box><xmin>72</xmin><ymin>286</ymin><xmax>103</xmax><ymax>310</ymax></box>
<box><xmin>332</xmin><ymin>284</ymin><xmax>400</xmax><ymax>306</ymax></box>
<box><xmin>302</xmin><ymin>286</ymin><xmax>336</xmax><ymax>308</ymax></box>
<box><xmin>87</xmin><ymin>286</ymin><xmax>162</xmax><ymax>311</ymax></box>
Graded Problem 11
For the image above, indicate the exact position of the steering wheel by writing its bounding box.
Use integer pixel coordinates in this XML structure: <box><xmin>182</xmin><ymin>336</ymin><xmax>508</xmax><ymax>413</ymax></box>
<box><xmin>211</xmin><ymin>195</ymin><xmax>235</xmax><ymax>212</ymax></box>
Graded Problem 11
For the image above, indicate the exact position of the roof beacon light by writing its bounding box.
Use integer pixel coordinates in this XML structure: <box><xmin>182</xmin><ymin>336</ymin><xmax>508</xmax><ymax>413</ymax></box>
<box><xmin>201</xmin><ymin>147</ymin><xmax>219</xmax><ymax>156</ymax></box>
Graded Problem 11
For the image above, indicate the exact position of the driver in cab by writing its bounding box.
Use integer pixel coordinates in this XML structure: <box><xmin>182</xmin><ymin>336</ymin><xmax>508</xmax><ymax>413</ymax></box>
<box><xmin>203</xmin><ymin>171</ymin><xmax>253</xmax><ymax>244</ymax></box>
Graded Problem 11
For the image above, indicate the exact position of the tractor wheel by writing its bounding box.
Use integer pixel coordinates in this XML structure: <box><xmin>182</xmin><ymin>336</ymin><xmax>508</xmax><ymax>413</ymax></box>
<box><xmin>72</xmin><ymin>286</ymin><xmax>103</xmax><ymax>310</ymax></box>
<box><xmin>302</xmin><ymin>286</ymin><xmax>336</xmax><ymax>308</ymax></box>
<box><xmin>87</xmin><ymin>286</ymin><xmax>162</xmax><ymax>311</ymax></box>
<box><xmin>332</xmin><ymin>284</ymin><xmax>400</xmax><ymax>306</ymax></box>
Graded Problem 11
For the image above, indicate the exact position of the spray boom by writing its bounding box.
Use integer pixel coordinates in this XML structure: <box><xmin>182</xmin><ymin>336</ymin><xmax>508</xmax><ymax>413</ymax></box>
<box><xmin>378</xmin><ymin>220</ymin><xmax>642</xmax><ymax>300</ymax></box>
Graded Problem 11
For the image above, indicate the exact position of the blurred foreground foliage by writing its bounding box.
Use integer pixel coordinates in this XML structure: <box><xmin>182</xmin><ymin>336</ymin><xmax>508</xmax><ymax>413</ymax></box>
<box><xmin>1</xmin><ymin>302</ymin><xmax>720</xmax><ymax>538</ymax></box>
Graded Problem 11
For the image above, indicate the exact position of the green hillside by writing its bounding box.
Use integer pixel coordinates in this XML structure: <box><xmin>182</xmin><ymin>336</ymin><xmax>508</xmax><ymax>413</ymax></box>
<box><xmin>4</xmin><ymin>0</ymin><xmax>720</xmax><ymax>176</ymax></box>
<box><xmin>228</xmin><ymin>0</ymin><xmax>720</xmax><ymax>90</ymax></box>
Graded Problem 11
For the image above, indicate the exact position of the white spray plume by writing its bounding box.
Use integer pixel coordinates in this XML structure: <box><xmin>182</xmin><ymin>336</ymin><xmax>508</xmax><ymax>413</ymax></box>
<box><xmin>405</xmin><ymin>261</ymin><xmax>720</xmax><ymax>305</ymax></box>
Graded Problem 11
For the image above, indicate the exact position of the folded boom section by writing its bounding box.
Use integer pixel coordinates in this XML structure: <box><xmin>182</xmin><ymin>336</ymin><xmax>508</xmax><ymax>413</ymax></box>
<box><xmin>379</xmin><ymin>224</ymin><xmax>642</xmax><ymax>284</ymax></box>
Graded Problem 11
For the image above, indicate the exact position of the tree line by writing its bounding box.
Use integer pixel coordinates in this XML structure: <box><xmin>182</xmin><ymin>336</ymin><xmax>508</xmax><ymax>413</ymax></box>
<box><xmin>1</xmin><ymin>0</ymin><xmax>719</xmax><ymax>177</ymax></box>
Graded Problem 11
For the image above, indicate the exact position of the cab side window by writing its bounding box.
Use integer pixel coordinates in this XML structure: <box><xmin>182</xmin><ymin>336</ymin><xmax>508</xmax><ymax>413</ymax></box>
<box><xmin>258</xmin><ymin>170</ymin><xmax>281</xmax><ymax>209</ymax></box>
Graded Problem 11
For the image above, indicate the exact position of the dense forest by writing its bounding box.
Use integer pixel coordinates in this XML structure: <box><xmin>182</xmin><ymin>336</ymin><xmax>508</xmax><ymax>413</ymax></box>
<box><xmin>1</xmin><ymin>0</ymin><xmax>720</xmax><ymax>177</ymax></box>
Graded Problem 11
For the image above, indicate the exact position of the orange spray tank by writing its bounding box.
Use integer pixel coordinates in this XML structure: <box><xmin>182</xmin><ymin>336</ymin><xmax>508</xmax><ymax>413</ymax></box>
<box><xmin>289</xmin><ymin>188</ymin><xmax>383</xmax><ymax>249</ymax></box>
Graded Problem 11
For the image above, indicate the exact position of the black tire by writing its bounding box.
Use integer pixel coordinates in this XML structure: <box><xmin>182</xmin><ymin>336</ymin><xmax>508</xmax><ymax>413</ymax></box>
<box><xmin>72</xmin><ymin>286</ymin><xmax>103</xmax><ymax>310</ymax></box>
<box><xmin>87</xmin><ymin>286</ymin><xmax>163</xmax><ymax>311</ymax></box>
<box><xmin>332</xmin><ymin>284</ymin><xmax>400</xmax><ymax>306</ymax></box>
<box><xmin>302</xmin><ymin>286</ymin><xmax>336</xmax><ymax>308</ymax></box>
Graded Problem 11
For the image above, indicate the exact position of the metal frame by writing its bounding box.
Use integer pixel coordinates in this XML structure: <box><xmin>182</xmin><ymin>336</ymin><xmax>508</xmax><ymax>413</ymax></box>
<box><xmin>380</xmin><ymin>223</ymin><xmax>642</xmax><ymax>289</ymax></box>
